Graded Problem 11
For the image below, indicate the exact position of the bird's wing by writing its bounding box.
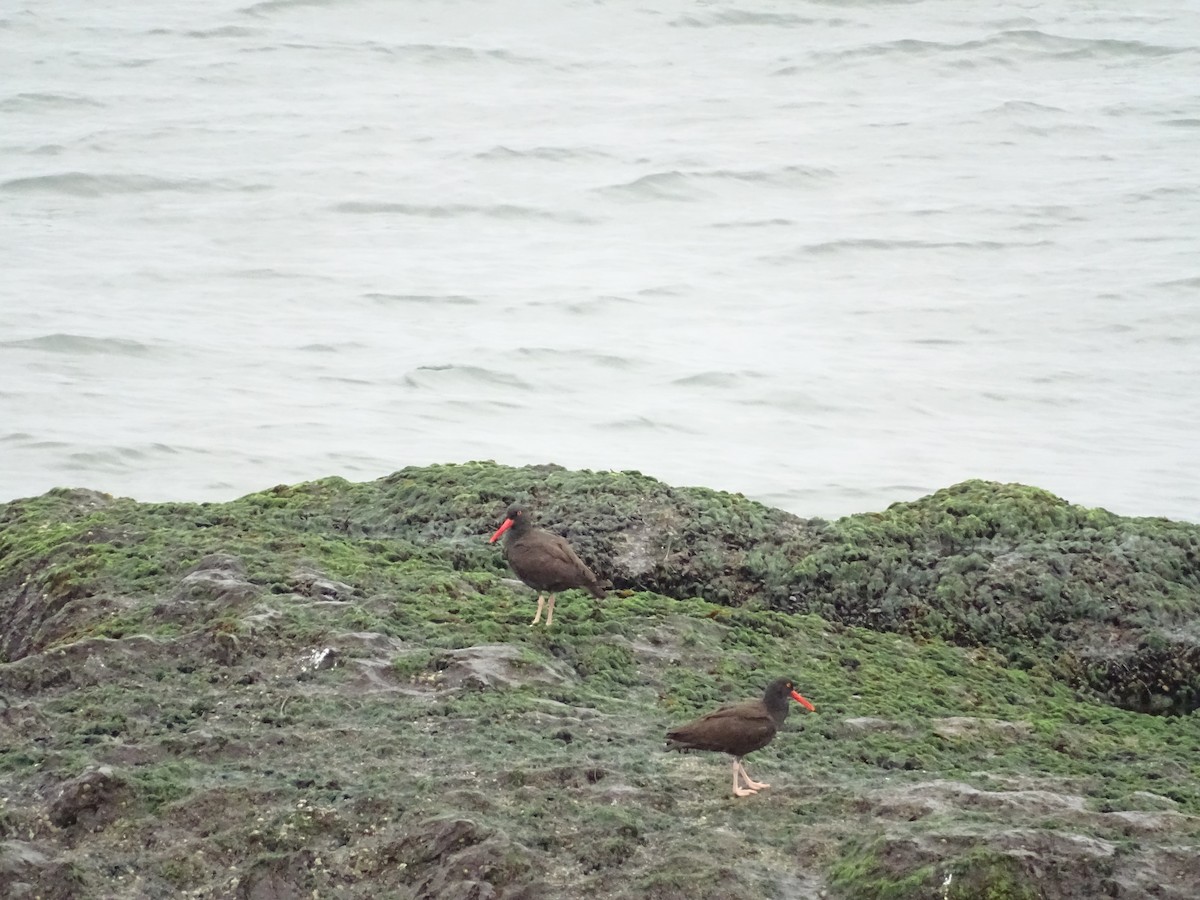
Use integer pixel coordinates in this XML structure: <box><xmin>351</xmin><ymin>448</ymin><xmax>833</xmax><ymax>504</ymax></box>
<box><xmin>534</xmin><ymin>534</ymin><xmax>597</xmax><ymax>580</ymax></box>
<box><xmin>666</xmin><ymin>703</ymin><xmax>776</xmax><ymax>754</ymax></box>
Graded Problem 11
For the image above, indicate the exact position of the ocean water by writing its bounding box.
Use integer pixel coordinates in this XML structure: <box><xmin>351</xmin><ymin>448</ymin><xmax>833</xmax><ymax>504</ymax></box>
<box><xmin>2</xmin><ymin>0</ymin><xmax>1199</xmax><ymax>522</ymax></box>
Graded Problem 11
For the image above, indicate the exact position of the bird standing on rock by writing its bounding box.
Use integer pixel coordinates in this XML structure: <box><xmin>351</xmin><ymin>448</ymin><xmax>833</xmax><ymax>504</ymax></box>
<box><xmin>488</xmin><ymin>504</ymin><xmax>605</xmax><ymax>627</ymax></box>
<box><xmin>666</xmin><ymin>677</ymin><xmax>815</xmax><ymax>797</ymax></box>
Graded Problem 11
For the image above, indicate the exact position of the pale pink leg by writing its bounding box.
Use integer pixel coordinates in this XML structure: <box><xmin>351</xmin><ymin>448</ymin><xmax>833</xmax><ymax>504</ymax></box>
<box><xmin>530</xmin><ymin>595</ymin><xmax>545</xmax><ymax>626</ymax></box>
<box><xmin>737</xmin><ymin>761</ymin><xmax>769</xmax><ymax>791</ymax></box>
<box><xmin>732</xmin><ymin>758</ymin><xmax>757</xmax><ymax>797</ymax></box>
<box><xmin>545</xmin><ymin>594</ymin><xmax>556</xmax><ymax>627</ymax></box>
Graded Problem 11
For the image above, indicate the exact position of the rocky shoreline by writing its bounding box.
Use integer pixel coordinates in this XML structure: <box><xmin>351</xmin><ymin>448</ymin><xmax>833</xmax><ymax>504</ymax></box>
<box><xmin>1</xmin><ymin>462</ymin><xmax>1197</xmax><ymax>898</ymax></box>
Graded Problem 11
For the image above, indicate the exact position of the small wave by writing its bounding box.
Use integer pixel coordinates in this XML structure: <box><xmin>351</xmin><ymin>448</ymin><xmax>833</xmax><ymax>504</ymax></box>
<box><xmin>438</xmin><ymin>398</ymin><xmax>525</xmax><ymax>412</ymax></box>
<box><xmin>909</xmin><ymin>337</ymin><xmax>964</xmax><ymax>347</ymax></box>
<box><xmin>241</xmin><ymin>0</ymin><xmax>334</xmax><ymax>17</ymax></box>
<box><xmin>332</xmin><ymin>201</ymin><xmax>595</xmax><ymax>224</ymax></box>
<box><xmin>702</xmin><ymin>164</ymin><xmax>835</xmax><ymax>186</ymax></box>
<box><xmin>515</xmin><ymin>347</ymin><xmax>635</xmax><ymax>370</ymax></box>
<box><xmin>741</xmin><ymin>390</ymin><xmax>842</xmax><ymax>415</ymax></box>
<box><xmin>364</xmin><ymin>292</ymin><xmax>480</xmax><ymax>307</ymax></box>
<box><xmin>316</xmin><ymin>375</ymin><xmax>374</xmax><ymax>385</ymax></box>
<box><xmin>362</xmin><ymin>42</ymin><xmax>543</xmax><ymax>66</ymax></box>
<box><xmin>0</xmin><ymin>334</ymin><xmax>157</xmax><ymax>356</ymax></box>
<box><xmin>0</xmin><ymin>172</ymin><xmax>265</xmax><ymax>197</ymax></box>
<box><xmin>596</xmin><ymin>171</ymin><xmax>706</xmax><ymax>202</ymax></box>
<box><xmin>1157</xmin><ymin>275</ymin><xmax>1200</xmax><ymax>291</ymax></box>
<box><xmin>63</xmin><ymin>444</ymin><xmax>181</xmax><ymax>469</ymax></box>
<box><xmin>0</xmin><ymin>92</ymin><xmax>105</xmax><ymax>112</ymax></box>
<box><xmin>1164</xmin><ymin>118</ymin><xmax>1200</xmax><ymax>129</ymax></box>
<box><xmin>779</xmin><ymin>38</ymin><xmax>955</xmax><ymax>70</ymax></box>
<box><xmin>672</xmin><ymin>370</ymin><xmax>764</xmax><ymax>389</ymax></box>
<box><xmin>671</xmin><ymin>10</ymin><xmax>822</xmax><ymax>28</ymax></box>
<box><xmin>637</xmin><ymin>285</ymin><xmax>688</xmax><ymax>298</ymax></box>
<box><xmin>776</xmin><ymin>237</ymin><xmax>1039</xmax><ymax>258</ymax></box>
<box><xmin>298</xmin><ymin>342</ymin><xmax>366</xmax><ymax>353</ymax></box>
<box><xmin>710</xmin><ymin>217</ymin><xmax>795</xmax><ymax>229</ymax></box>
<box><xmin>1126</xmin><ymin>186</ymin><xmax>1200</xmax><ymax>202</ymax></box>
<box><xmin>984</xmin><ymin>100</ymin><xmax>1067</xmax><ymax>116</ymax></box>
<box><xmin>993</xmin><ymin>29</ymin><xmax>1194</xmax><ymax>59</ymax></box>
<box><xmin>795</xmin><ymin>29</ymin><xmax>1192</xmax><ymax>68</ymax></box>
<box><xmin>225</xmin><ymin>267</ymin><xmax>307</xmax><ymax>281</ymax></box>
<box><xmin>401</xmin><ymin>365</ymin><xmax>530</xmax><ymax>391</ymax></box>
<box><xmin>600</xmin><ymin>166</ymin><xmax>830</xmax><ymax>202</ymax></box>
<box><xmin>476</xmin><ymin>145</ymin><xmax>613</xmax><ymax>162</ymax></box>
<box><xmin>601</xmin><ymin>416</ymin><xmax>701</xmax><ymax>434</ymax></box>
<box><xmin>553</xmin><ymin>294</ymin><xmax>642</xmax><ymax>314</ymax></box>
<box><xmin>186</xmin><ymin>25</ymin><xmax>261</xmax><ymax>38</ymax></box>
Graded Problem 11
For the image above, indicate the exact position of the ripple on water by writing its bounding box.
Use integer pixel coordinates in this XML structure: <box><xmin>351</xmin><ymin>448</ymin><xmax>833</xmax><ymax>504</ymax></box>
<box><xmin>515</xmin><ymin>347</ymin><xmax>635</xmax><ymax>370</ymax></box>
<box><xmin>671</xmin><ymin>370</ymin><xmax>766</xmax><ymax>389</ymax></box>
<box><xmin>400</xmin><ymin>365</ymin><xmax>531</xmax><ymax>391</ymax></box>
<box><xmin>331</xmin><ymin>201</ymin><xmax>596</xmax><ymax>225</ymax></box>
<box><xmin>240</xmin><ymin>0</ymin><xmax>340</xmax><ymax>18</ymax></box>
<box><xmin>596</xmin><ymin>171</ymin><xmax>707</xmax><ymax>203</ymax></box>
<box><xmin>297</xmin><ymin>342</ymin><xmax>368</xmax><ymax>353</ymax></box>
<box><xmin>0</xmin><ymin>92</ymin><xmax>105</xmax><ymax>112</ymax></box>
<box><xmin>0</xmin><ymin>334</ymin><xmax>159</xmax><ymax>357</ymax></box>
<box><xmin>0</xmin><ymin>172</ymin><xmax>268</xmax><ymax>197</ymax></box>
<box><xmin>601</xmin><ymin>416</ymin><xmax>702</xmax><ymax>435</ymax></box>
<box><xmin>62</xmin><ymin>443</ymin><xmax>183</xmax><ymax>472</ymax></box>
<box><xmin>363</xmin><ymin>293</ymin><xmax>481</xmax><ymax>307</ymax></box>
<box><xmin>475</xmin><ymin>145</ymin><xmax>616</xmax><ymax>162</ymax></box>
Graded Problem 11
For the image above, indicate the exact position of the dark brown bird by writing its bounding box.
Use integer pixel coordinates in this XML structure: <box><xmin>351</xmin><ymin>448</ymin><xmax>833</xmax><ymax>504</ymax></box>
<box><xmin>488</xmin><ymin>504</ymin><xmax>605</xmax><ymax>627</ymax></box>
<box><xmin>666</xmin><ymin>677</ymin><xmax>815</xmax><ymax>797</ymax></box>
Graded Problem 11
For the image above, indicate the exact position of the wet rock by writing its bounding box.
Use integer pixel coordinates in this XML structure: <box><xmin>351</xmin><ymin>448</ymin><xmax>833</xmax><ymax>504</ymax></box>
<box><xmin>299</xmin><ymin>647</ymin><xmax>340</xmax><ymax>674</ymax></box>
<box><xmin>152</xmin><ymin>553</ymin><xmax>261</xmax><ymax>628</ymax></box>
<box><xmin>389</xmin><ymin>818</ymin><xmax>533</xmax><ymax>900</ymax></box>
<box><xmin>433</xmin><ymin>644</ymin><xmax>576</xmax><ymax>691</ymax></box>
<box><xmin>1101</xmin><ymin>809</ymin><xmax>1197</xmax><ymax>836</ymax></box>
<box><xmin>1126</xmin><ymin>790</ymin><xmax>1179</xmax><ymax>810</ymax></box>
<box><xmin>178</xmin><ymin>554</ymin><xmax>258</xmax><ymax>600</ymax></box>
<box><xmin>932</xmin><ymin>716</ymin><xmax>1033</xmax><ymax>740</ymax></box>
<box><xmin>289</xmin><ymin>569</ymin><xmax>356</xmax><ymax>602</ymax></box>
<box><xmin>0</xmin><ymin>840</ymin><xmax>83</xmax><ymax>900</ymax></box>
<box><xmin>47</xmin><ymin>766</ymin><xmax>131</xmax><ymax>831</ymax></box>
<box><xmin>841</xmin><ymin>716</ymin><xmax>903</xmax><ymax>733</ymax></box>
<box><xmin>211</xmin><ymin>630</ymin><xmax>243</xmax><ymax>666</ymax></box>
<box><xmin>0</xmin><ymin>839</ymin><xmax>47</xmax><ymax>875</ymax></box>
<box><xmin>236</xmin><ymin>849</ymin><xmax>314</xmax><ymax>900</ymax></box>
<box><xmin>333</xmin><ymin>631</ymin><xmax>408</xmax><ymax>655</ymax></box>
<box><xmin>835</xmin><ymin>828</ymin><xmax>1126</xmax><ymax>900</ymax></box>
<box><xmin>866</xmin><ymin>780</ymin><xmax>1090</xmax><ymax>821</ymax></box>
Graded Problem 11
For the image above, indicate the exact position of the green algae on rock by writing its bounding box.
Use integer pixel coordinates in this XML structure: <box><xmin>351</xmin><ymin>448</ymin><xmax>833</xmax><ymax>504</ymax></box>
<box><xmin>9</xmin><ymin>464</ymin><xmax>1193</xmax><ymax>712</ymax></box>
<box><xmin>1</xmin><ymin>464</ymin><xmax>1199</xmax><ymax>899</ymax></box>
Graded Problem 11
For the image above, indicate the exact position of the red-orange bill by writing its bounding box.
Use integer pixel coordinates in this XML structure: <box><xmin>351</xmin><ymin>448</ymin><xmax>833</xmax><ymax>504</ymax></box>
<box><xmin>790</xmin><ymin>690</ymin><xmax>815</xmax><ymax>712</ymax></box>
<box><xmin>489</xmin><ymin>519</ymin><xmax>514</xmax><ymax>543</ymax></box>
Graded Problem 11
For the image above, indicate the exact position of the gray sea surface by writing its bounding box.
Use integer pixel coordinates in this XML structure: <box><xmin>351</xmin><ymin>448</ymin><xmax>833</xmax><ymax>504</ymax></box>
<box><xmin>3</xmin><ymin>0</ymin><xmax>1199</xmax><ymax>522</ymax></box>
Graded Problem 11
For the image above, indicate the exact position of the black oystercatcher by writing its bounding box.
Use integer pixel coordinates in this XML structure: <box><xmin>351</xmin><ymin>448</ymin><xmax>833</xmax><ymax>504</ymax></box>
<box><xmin>665</xmin><ymin>677</ymin><xmax>815</xmax><ymax>797</ymax></box>
<box><xmin>488</xmin><ymin>504</ymin><xmax>605</xmax><ymax>627</ymax></box>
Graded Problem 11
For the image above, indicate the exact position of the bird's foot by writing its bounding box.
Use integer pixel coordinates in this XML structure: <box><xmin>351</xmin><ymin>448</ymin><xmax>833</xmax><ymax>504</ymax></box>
<box><xmin>732</xmin><ymin>786</ymin><xmax>758</xmax><ymax>798</ymax></box>
<box><xmin>736</xmin><ymin>762</ymin><xmax>769</xmax><ymax>791</ymax></box>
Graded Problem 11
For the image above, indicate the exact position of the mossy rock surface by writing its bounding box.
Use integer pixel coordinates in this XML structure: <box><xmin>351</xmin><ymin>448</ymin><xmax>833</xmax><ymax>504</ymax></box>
<box><xmin>1</xmin><ymin>463</ymin><xmax>1198</xmax><ymax>898</ymax></box>
<box><xmin>4</xmin><ymin>462</ymin><xmax>1197</xmax><ymax>713</ymax></box>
